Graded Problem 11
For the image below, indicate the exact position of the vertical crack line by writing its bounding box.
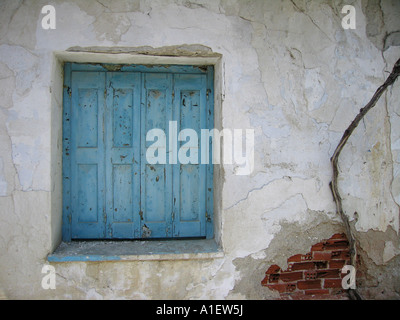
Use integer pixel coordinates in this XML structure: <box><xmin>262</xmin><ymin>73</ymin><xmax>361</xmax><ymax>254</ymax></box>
<box><xmin>289</xmin><ymin>0</ymin><xmax>334</xmax><ymax>42</ymax></box>
<box><xmin>329</xmin><ymin>57</ymin><xmax>400</xmax><ymax>300</ymax></box>
<box><xmin>384</xmin><ymin>70</ymin><xmax>400</xmax><ymax>212</ymax></box>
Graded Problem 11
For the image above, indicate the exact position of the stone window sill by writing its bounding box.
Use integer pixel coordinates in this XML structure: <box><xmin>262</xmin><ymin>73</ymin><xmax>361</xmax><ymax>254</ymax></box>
<box><xmin>47</xmin><ymin>239</ymin><xmax>223</xmax><ymax>262</ymax></box>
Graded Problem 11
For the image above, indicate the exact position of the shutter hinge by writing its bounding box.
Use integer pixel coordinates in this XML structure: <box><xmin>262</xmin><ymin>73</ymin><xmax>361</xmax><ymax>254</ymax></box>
<box><xmin>206</xmin><ymin>89</ymin><xmax>211</xmax><ymax>99</ymax></box>
<box><xmin>139</xmin><ymin>210</ymin><xmax>143</xmax><ymax>221</ymax></box>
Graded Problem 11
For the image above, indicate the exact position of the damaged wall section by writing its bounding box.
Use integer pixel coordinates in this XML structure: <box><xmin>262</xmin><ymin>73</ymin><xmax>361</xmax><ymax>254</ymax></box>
<box><xmin>261</xmin><ymin>233</ymin><xmax>351</xmax><ymax>299</ymax></box>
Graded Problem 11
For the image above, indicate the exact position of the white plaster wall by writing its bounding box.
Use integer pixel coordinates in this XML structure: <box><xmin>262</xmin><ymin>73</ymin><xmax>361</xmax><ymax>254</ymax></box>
<box><xmin>0</xmin><ymin>0</ymin><xmax>399</xmax><ymax>299</ymax></box>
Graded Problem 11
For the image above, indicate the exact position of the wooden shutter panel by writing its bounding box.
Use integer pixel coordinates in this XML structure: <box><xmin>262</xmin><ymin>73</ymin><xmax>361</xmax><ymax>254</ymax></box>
<box><xmin>140</xmin><ymin>73</ymin><xmax>173</xmax><ymax>238</ymax></box>
<box><xmin>69</xmin><ymin>72</ymin><xmax>106</xmax><ymax>239</ymax></box>
<box><xmin>172</xmin><ymin>74</ymin><xmax>207</xmax><ymax>237</ymax></box>
<box><xmin>105</xmin><ymin>72</ymin><xmax>141</xmax><ymax>238</ymax></box>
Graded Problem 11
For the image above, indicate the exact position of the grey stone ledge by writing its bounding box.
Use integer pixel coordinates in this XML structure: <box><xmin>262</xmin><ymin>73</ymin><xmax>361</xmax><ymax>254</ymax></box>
<box><xmin>48</xmin><ymin>239</ymin><xmax>223</xmax><ymax>262</ymax></box>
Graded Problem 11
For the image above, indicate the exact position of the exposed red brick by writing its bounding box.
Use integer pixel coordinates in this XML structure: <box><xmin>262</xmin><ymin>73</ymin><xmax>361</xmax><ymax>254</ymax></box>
<box><xmin>330</xmin><ymin>233</ymin><xmax>347</xmax><ymax>240</ymax></box>
<box><xmin>303</xmin><ymin>252</ymin><xmax>313</xmax><ymax>260</ymax></box>
<box><xmin>316</xmin><ymin>269</ymin><xmax>341</xmax><ymax>279</ymax></box>
<box><xmin>288</xmin><ymin>252</ymin><xmax>313</xmax><ymax>262</ymax></box>
<box><xmin>265</xmin><ymin>264</ymin><xmax>281</xmax><ymax>274</ymax></box>
<box><xmin>311</xmin><ymin>243</ymin><xmax>324</xmax><ymax>251</ymax></box>
<box><xmin>313</xmin><ymin>251</ymin><xmax>332</xmax><ymax>261</ymax></box>
<box><xmin>264</xmin><ymin>283</ymin><xmax>287</xmax><ymax>293</ymax></box>
<box><xmin>304</xmin><ymin>289</ymin><xmax>330</xmax><ymax>296</ymax></box>
<box><xmin>313</xmin><ymin>261</ymin><xmax>328</xmax><ymax>269</ymax></box>
<box><xmin>286</xmin><ymin>283</ymin><xmax>296</xmax><ymax>292</ymax></box>
<box><xmin>288</xmin><ymin>254</ymin><xmax>303</xmax><ymax>262</ymax></box>
<box><xmin>304</xmin><ymin>270</ymin><xmax>317</xmax><ymax>280</ymax></box>
<box><xmin>324</xmin><ymin>240</ymin><xmax>349</xmax><ymax>250</ymax></box>
<box><xmin>280</xmin><ymin>271</ymin><xmax>304</xmax><ymax>282</ymax></box>
<box><xmin>289</xmin><ymin>262</ymin><xmax>315</xmax><ymax>271</ymax></box>
<box><xmin>329</xmin><ymin>260</ymin><xmax>347</xmax><ymax>269</ymax></box>
<box><xmin>265</xmin><ymin>283</ymin><xmax>297</xmax><ymax>293</ymax></box>
<box><xmin>268</xmin><ymin>273</ymin><xmax>280</xmax><ymax>283</ymax></box>
<box><xmin>331</xmin><ymin>250</ymin><xmax>350</xmax><ymax>260</ymax></box>
<box><xmin>261</xmin><ymin>233</ymin><xmax>351</xmax><ymax>299</ymax></box>
<box><xmin>289</xmin><ymin>261</ymin><xmax>329</xmax><ymax>272</ymax></box>
<box><xmin>261</xmin><ymin>275</ymin><xmax>269</xmax><ymax>286</ymax></box>
<box><xmin>297</xmin><ymin>280</ymin><xmax>322</xmax><ymax>290</ymax></box>
<box><xmin>324</xmin><ymin>279</ymin><xmax>343</xmax><ymax>289</ymax></box>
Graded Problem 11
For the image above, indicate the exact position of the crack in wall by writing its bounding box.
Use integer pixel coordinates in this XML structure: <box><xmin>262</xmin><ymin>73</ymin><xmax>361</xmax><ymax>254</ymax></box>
<box><xmin>289</xmin><ymin>0</ymin><xmax>334</xmax><ymax>43</ymax></box>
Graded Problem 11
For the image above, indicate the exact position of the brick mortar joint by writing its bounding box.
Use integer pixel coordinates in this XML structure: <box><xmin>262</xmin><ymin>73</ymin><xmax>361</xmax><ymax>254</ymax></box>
<box><xmin>261</xmin><ymin>233</ymin><xmax>351</xmax><ymax>298</ymax></box>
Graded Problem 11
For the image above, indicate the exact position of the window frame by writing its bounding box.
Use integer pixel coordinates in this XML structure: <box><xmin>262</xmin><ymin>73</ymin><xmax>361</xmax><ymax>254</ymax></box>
<box><xmin>62</xmin><ymin>62</ymin><xmax>215</xmax><ymax>241</ymax></box>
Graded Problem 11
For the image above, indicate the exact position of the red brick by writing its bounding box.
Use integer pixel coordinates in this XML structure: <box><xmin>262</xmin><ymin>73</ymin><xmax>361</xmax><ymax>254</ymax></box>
<box><xmin>261</xmin><ymin>275</ymin><xmax>269</xmax><ymax>286</ymax></box>
<box><xmin>290</xmin><ymin>261</ymin><xmax>328</xmax><ymax>271</ymax></box>
<box><xmin>266</xmin><ymin>283</ymin><xmax>297</xmax><ymax>293</ymax></box>
<box><xmin>311</xmin><ymin>242</ymin><xmax>324</xmax><ymax>251</ymax></box>
<box><xmin>297</xmin><ymin>280</ymin><xmax>322</xmax><ymax>290</ymax></box>
<box><xmin>265</xmin><ymin>264</ymin><xmax>281</xmax><ymax>274</ymax></box>
<box><xmin>280</xmin><ymin>271</ymin><xmax>304</xmax><ymax>282</ymax></box>
<box><xmin>304</xmin><ymin>270</ymin><xmax>317</xmax><ymax>280</ymax></box>
<box><xmin>268</xmin><ymin>273</ymin><xmax>280</xmax><ymax>283</ymax></box>
<box><xmin>288</xmin><ymin>254</ymin><xmax>303</xmax><ymax>262</ymax></box>
<box><xmin>289</xmin><ymin>262</ymin><xmax>315</xmax><ymax>270</ymax></box>
<box><xmin>313</xmin><ymin>251</ymin><xmax>332</xmax><ymax>261</ymax></box>
<box><xmin>304</xmin><ymin>289</ymin><xmax>330</xmax><ymax>295</ymax></box>
<box><xmin>286</xmin><ymin>283</ymin><xmax>297</xmax><ymax>292</ymax></box>
<box><xmin>288</xmin><ymin>252</ymin><xmax>312</xmax><ymax>262</ymax></box>
<box><xmin>265</xmin><ymin>283</ymin><xmax>287</xmax><ymax>293</ymax></box>
<box><xmin>329</xmin><ymin>260</ymin><xmax>346</xmax><ymax>269</ymax></box>
<box><xmin>330</xmin><ymin>233</ymin><xmax>347</xmax><ymax>240</ymax></box>
<box><xmin>303</xmin><ymin>252</ymin><xmax>313</xmax><ymax>260</ymax></box>
<box><xmin>310</xmin><ymin>234</ymin><xmax>348</xmax><ymax>252</ymax></box>
<box><xmin>316</xmin><ymin>269</ymin><xmax>341</xmax><ymax>279</ymax></box>
<box><xmin>324</xmin><ymin>239</ymin><xmax>349</xmax><ymax>250</ymax></box>
<box><xmin>331</xmin><ymin>250</ymin><xmax>350</xmax><ymax>260</ymax></box>
<box><xmin>314</xmin><ymin>261</ymin><xmax>328</xmax><ymax>269</ymax></box>
<box><xmin>262</xmin><ymin>233</ymin><xmax>353</xmax><ymax>299</ymax></box>
<box><xmin>324</xmin><ymin>279</ymin><xmax>343</xmax><ymax>289</ymax></box>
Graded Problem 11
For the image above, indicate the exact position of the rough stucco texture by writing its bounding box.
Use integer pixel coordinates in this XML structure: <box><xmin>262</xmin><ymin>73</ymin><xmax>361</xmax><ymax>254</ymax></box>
<box><xmin>0</xmin><ymin>0</ymin><xmax>399</xmax><ymax>299</ymax></box>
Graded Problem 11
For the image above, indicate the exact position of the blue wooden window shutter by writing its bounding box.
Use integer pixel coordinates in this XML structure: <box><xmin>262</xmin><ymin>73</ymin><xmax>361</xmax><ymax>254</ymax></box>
<box><xmin>62</xmin><ymin>64</ymin><xmax>214</xmax><ymax>241</ymax></box>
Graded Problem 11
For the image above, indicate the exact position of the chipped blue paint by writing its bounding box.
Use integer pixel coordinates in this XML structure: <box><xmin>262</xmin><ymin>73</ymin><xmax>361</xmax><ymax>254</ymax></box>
<box><xmin>173</xmin><ymin>74</ymin><xmax>207</xmax><ymax>237</ymax></box>
<box><xmin>69</xmin><ymin>71</ymin><xmax>106</xmax><ymax>239</ymax></box>
<box><xmin>105</xmin><ymin>72</ymin><xmax>141</xmax><ymax>239</ymax></box>
<box><xmin>63</xmin><ymin>64</ymin><xmax>214</xmax><ymax>240</ymax></box>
